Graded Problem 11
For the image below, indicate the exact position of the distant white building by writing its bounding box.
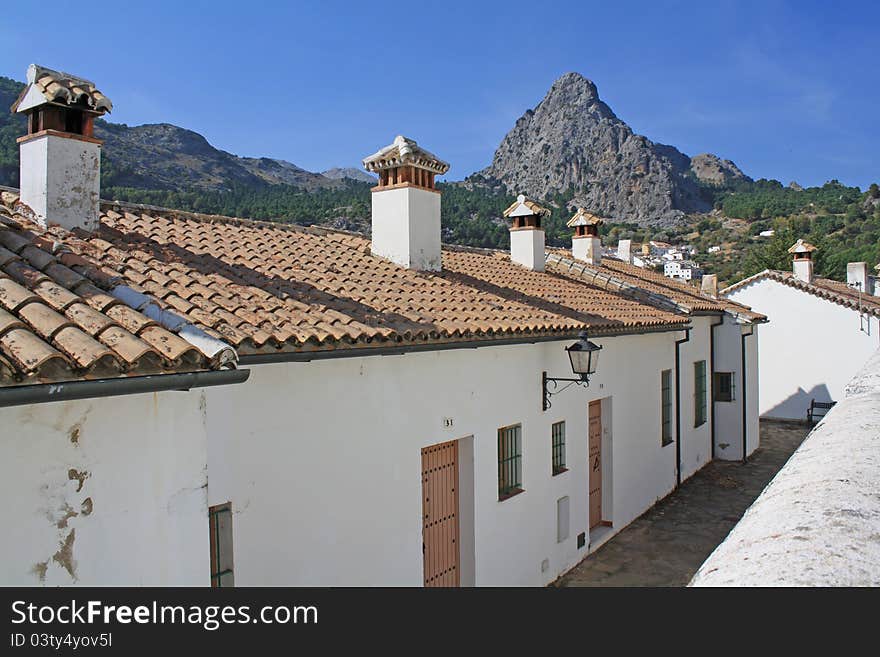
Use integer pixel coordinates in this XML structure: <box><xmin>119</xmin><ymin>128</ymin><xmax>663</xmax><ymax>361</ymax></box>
<box><xmin>708</xmin><ymin>246</ymin><xmax>721</xmax><ymax>254</ymax></box>
<box><xmin>723</xmin><ymin>239</ymin><xmax>880</xmax><ymax>420</ymax></box>
<box><xmin>664</xmin><ymin>260</ymin><xmax>703</xmax><ymax>281</ymax></box>
<box><xmin>759</xmin><ymin>230</ymin><xmax>775</xmax><ymax>238</ymax></box>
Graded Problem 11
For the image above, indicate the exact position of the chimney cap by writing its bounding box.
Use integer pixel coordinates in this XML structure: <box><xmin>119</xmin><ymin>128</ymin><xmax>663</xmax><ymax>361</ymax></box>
<box><xmin>566</xmin><ymin>208</ymin><xmax>604</xmax><ymax>228</ymax></box>
<box><xmin>362</xmin><ymin>135</ymin><xmax>449</xmax><ymax>175</ymax></box>
<box><xmin>11</xmin><ymin>63</ymin><xmax>112</xmax><ymax>115</ymax></box>
<box><xmin>503</xmin><ymin>193</ymin><xmax>550</xmax><ymax>218</ymax></box>
<box><xmin>788</xmin><ymin>238</ymin><xmax>817</xmax><ymax>254</ymax></box>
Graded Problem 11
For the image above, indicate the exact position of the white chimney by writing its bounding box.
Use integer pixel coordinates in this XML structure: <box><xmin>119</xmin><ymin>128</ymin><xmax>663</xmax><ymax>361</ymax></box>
<box><xmin>846</xmin><ymin>262</ymin><xmax>868</xmax><ymax>293</ymax></box>
<box><xmin>617</xmin><ymin>239</ymin><xmax>632</xmax><ymax>264</ymax></box>
<box><xmin>12</xmin><ymin>64</ymin><xmax>112</xmax><ymax>231</ymax></box>
<box><xmin>788</xmin><ymin>239</ymin><xmax>816</xmax><ymax>284</ymax></box>
<box><xmin>503</xmin><ymin>194</ymin><xmax>549</xmax><ymax>271</ymax></box>
<box><xmin>701</xmin><ymin>273</ymin><xmax>718</xmax><ymax>298</ymax></box>
<box><xmin>874</xmin><ymin>263</ymin><xmax>880</xmax><ymax>297</ymax></box>
<box><xmin>568</xmin><ymin>208</ymin><xmax>603</xmax><ymax>266</ymax></box>
<box><xmin>363</xmin><ymin>136</ymin><xmax>449</xmax><ymax>271</ymax></box>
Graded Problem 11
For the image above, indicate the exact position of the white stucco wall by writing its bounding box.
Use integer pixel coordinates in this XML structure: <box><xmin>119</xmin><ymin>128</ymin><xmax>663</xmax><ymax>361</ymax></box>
<box><xmin>510</xmin><ymin>228</ymin><xmax>545</xmax><ymax>271</ymax></box>
<box><xmin>370</xmin><ymin>186</ymin><xmax>441</xmax><ymax>271</ymax></box>
<box><xmin>727</xmin><ymin>278</ymin><xmax>878</xmax><ymax>419</ymax></box>
<box><xmin>19</xmin><ymin>134</ymin><xmax>101</xmax><ymax>231</ymax></box>
<box><xmin>1</xmin><ymin>390</ymin><xmax>210</xmax><ymax>586</ymax></box>
<box><xmin>712</xmin><ymin>318</ymin><xmax>759</xmax><ymax>460</ymax></box>
<box><xmin>571</xmin><ymin>236</ymin><xmax>601</xmax><ymax>266</ymax></box>
<box><xmin>206</xmin><ymin>331</ymin><xmax>685</xmax><ymax>587</ymax></box>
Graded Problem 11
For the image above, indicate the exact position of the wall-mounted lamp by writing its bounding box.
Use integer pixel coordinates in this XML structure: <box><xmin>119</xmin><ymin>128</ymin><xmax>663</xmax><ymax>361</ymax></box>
<box><xmin>542</xmin><ymin>332</ymin><xmax>602</xmax><ymax>411</ymax></box>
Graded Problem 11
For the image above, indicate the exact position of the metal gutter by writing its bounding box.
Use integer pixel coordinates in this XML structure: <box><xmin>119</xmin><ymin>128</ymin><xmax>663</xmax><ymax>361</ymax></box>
<box><xmin>0</xmin><ymin>368</ymin><xmax>250</xmax><ymax>408</ymax></box>
<box><xmin>237</xmin><ymin>324</ymin><xmax>689</xmax><ymax>365</ymax></box>
<box><xmin>674</xmin><ymin>328</ymin><xmax>691</xmax><ymax>487</ymax></box>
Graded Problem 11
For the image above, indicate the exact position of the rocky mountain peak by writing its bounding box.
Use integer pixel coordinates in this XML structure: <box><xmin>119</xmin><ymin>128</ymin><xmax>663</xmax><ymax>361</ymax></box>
<box><xmin>475</xmin><ymin>72</ymin><xmax>750</xmax><ymax>226</ymax></box>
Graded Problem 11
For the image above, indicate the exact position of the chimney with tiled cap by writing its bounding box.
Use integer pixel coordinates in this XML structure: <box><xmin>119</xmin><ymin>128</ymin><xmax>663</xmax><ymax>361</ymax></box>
<box><xmin>568</xmin><ymin>208</ymin><xmax>603</xmax><ymax>266</ymax></box>
<box><xmin>788</xmin><ymin>239</ymin><xmax>816</xmax><ymax>283</ymax></box>
<box><xmin>502</xmin><ymin>194</ymin><xmax>550</xmax><ymax>271</ymax></box>
<box><xmin>11</xmin><ymin>64</ymin><xmax>112</xmax><ymax>231</ymax></box>
<box><xmin>617</xmin><ymin>238</ymin><xmax>632</xmax><ymax>264</ymax></box>
<box><xmin>363</xmin><ymin>135</ymin><xmax>449</xmax><ymax>271</ymax></box>
<box><xmin>846</xmin><ymin>262</ymin><xmax>869</xmax><ymax>293</ymax></box>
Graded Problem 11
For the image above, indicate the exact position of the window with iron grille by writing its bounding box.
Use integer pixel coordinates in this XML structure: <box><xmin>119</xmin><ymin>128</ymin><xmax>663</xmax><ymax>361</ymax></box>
<box><xmin>498</xmin><ymin>424</ymin><xmax>523</xmax><ymax>500</ymax></box>
<box><xmin>661</xmin><ymin>369</ymin><xmax>673</xmax><ymax>446</ymax></box>
<box><xmin>209</xmin><ymin>503</ymin><xmax>234</xmax><ymax>587</ymax></box>
<box><xmin>694</xmin><ymin>360</ymin><xmax>708</xmax><ymax>427</ymax></box>
<box><xmin>551</xmin><ymin>421</ymin><xmax>566</xmax><ymax>475</ymax></box>
<box><xmin>714</xmin><ymin>372</ymin><xmax>735</xmax><ymax>402</ymax></box>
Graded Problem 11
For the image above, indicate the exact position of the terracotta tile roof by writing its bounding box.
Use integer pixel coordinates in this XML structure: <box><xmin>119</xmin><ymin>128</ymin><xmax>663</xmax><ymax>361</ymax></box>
<box><xmin>721</xmin><ymin>269</ymin><xmax>880</xmax><ymax>318</ymax></box>
<box><xmin>0</xmin><ymin>196</ymin><xmax>232</xmax><ymax>386</ymax></box>
<box><xmin>566</xmin><ymin>209</ymin><xmax>604</xmax><ymax>228</ymax></box>
<box><xmin>546</xmin><ymin>250</ymin><xmax>765</xmax><ymax>323</ymax></box>
<box><xmin>503</xmin><ymin>195</ymin><xmax>551</xmax><ymax>218</ymax></box>
<box><xmin>11</xmin><ymin>64</ymin><xmax>112</xmax><ymax>114</ymax></box>
<box><xmin>362</xmin><ymin>136</ymin><xmax>449</xmax><ymax>174</ymax></box>
<box><xmin>0</xmin><ymin>191</ymin><xmax>691</xmax><ymax>383</ymax></box>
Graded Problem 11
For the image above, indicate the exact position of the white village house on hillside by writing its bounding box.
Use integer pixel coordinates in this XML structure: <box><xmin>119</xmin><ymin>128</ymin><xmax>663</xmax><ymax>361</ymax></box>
<box><xmin>2</xmin><ymin>64</ymin><xmax>764</xmax><ymax>587</ymax></box>
<box><xmin>723</xmin><ymin>239</ymin><xmax>880</xmax><ymax>420</ymax></box>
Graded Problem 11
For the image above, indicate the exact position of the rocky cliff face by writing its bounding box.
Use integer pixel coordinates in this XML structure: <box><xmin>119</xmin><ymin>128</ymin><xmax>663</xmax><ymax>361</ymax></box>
<box><xmin>475</xmin><ymin>72</ymin><xmax>750</xmax><ymax>226</ymax></box>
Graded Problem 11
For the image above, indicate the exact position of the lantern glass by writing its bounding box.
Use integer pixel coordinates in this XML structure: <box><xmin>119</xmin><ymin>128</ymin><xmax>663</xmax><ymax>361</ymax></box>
<box><xmin>566</xmin><ymin>335</ymin><xmax>602</xmax><ymax>379</ymax></box>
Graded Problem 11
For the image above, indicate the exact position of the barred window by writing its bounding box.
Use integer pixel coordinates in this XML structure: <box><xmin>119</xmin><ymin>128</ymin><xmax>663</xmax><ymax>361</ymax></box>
<box><xmin>209</xmin><ymin>503</ymin><xmax>234</xmax><ymax>587</ymax></box>
<box><xmin>694</xmin><ymin>360</ymin><xmax>708</xmax><ymax>427</ymax></box>
<box><xmin>661</xmin><ymin>369</ymin><xmax>673</xmax><ymax>446</ymax></box>
<box><xmin>498</xmin><ymin>424</ymin><xmax>523</xmax><ymax>500</ymax></box>
<box><xmin>714</xmin><ymin>372</ymin><xmax>735</xmax><ymax>402</ymax></box>
<box><xmin>551</xmin><ymin>421</ymin><xmax>567</xmax><ymax>475</ymax></box>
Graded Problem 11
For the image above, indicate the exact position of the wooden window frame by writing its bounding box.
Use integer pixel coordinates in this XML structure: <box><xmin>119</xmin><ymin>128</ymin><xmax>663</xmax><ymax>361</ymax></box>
<box><xmin>661</xmin><ymin>369</ymin><xmax>673</xmax><ymax>446</ymax></box>
<box><xmin>498</xmin><ymin>424</ymin><xmax>523</xmax><ymax>500</ymax></box>
<box><xmin>551</xmin><ymin>421</ymin><xmax>567</xmax><ymax>475</ymax></box>
<box><xmin>694</xmin><ymin>360</ymin><xmax>708</xmax><ymax>428</ymax></box>
<box><xmin>713</xmin><ymin>371</ymin><xmax>736</xmax><ymax>402</ymax></box>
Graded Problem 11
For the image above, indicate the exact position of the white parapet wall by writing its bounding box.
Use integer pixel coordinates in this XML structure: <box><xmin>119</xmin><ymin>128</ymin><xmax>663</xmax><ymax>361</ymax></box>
<box><xmin>690</xmin><ymin>348</ymin><xmax>880</xmax><ymax>586</ymax></box>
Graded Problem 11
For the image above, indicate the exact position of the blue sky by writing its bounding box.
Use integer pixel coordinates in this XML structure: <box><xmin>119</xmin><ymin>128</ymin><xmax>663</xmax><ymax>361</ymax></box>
<box><xmin>2</xmin><ymin>0</ymin><xmax>877</xmax><ymax>188</ymax></box>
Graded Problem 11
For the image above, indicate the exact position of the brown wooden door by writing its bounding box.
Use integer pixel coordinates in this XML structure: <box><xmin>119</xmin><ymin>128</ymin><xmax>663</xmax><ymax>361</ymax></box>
<box><xmin>422</xmin><ymin>440</ymin><xmax>460</xmax><ymax>587</ymax></box>
<box><xmin>589</xmin><ymin>400</ymin><xmax>602</xmax><ymax>529</ymax></box>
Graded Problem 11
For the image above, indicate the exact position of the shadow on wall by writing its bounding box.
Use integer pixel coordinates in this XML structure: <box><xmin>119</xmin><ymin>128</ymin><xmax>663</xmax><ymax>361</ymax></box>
<box><xmin>763</xmin><ymin>383</ymin><xmax>832</xmax><ymax>421</ymax></box>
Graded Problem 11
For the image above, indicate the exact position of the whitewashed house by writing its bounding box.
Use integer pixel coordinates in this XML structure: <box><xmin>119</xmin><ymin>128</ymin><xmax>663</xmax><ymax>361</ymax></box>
<box><xmin>723</xmin><ymin>239</ymin><xmax>880</xmax><ymax>420</ymax></box>
<box><xmin>2</xmin><ymin>64</ymin><xmax>766</xmax><ymax>587</ymax></box>
<box><xmin>0</xmin><ymin>65</ymin><xmax>249</xmax><ymax>586</ymax></box>
<box><xmin>664</xmin><ymin>259</ymin><xmax>703</xmax><ymax>281</ymax></box>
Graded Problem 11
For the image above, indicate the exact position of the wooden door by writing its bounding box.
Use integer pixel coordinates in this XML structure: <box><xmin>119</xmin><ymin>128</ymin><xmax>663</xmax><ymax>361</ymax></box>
<box><xmin>588</xmin><ymin>400</ymin><xmax>602</xmax><ymax>529</ymax></box>
<box><xmin>422</xmin><ymin>440</ymin><xmax>460</xmax><ymax>587</ymax></box>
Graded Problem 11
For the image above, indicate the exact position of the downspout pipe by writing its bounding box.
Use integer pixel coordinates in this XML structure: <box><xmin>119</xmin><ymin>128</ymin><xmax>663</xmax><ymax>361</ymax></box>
<box><xmin>709</xmin><ymin>315</ymin><xmax>725</xmax><ymax>460</ymax></box>
<box><xmin>741</xmin><ymin>326</ymin><xmax>755</xmax><ymax>463</ymax></box>
<box><xmin>0</xmin><ymin>369</ymin><xmax>250</xmax><ymax>408</ymax></box>
<box><xmin>674</xmin><ymin>328</ymin><xmax>691</xmax><ymax>487</ymax></box>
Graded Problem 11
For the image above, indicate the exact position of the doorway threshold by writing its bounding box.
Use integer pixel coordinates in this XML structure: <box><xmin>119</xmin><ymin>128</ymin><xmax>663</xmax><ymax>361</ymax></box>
<box><xmin>588</xmin><ymin>525</ymin><xmax>615</xmax><ymax>554</ymax></box>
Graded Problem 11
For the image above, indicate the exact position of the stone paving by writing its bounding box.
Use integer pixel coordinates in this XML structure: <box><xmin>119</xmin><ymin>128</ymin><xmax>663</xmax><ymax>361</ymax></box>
<box><xmin>557</xmin><ymin>420</ymin><xmax>811</xmax><ymax>587</ymax></box>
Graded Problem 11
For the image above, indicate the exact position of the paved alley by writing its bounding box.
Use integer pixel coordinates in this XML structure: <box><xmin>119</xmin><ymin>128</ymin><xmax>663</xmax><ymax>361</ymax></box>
<box><xmin>557</xmin><ymin>420</ymin><xmax>811</xmax><ymax>587</ymax></box>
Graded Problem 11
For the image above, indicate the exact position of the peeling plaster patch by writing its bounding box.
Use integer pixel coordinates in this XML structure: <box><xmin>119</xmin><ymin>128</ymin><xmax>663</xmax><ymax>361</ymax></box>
<box><xmin>80</xmin><ymin>497</ymin><xmax>93</xmax><ymax>516</ymax></box>
<box><xmin>68</xmin><ymin>469</ymin><xmax>90</xmax><ymax>492</ymax></box>
<box><xmin>53</xmin><ymin>530</ymin><xmax>77</xmax><ymax>581</ymax></box>
<box><xmin>56</xmin><ymin>503</ymin><xmax>78</xmax><ymax>529</ymax></box>
<box><xmin>31</xmin><ymin>561</ymin><xmax>48</xmax><ymax>582</ymax></box>
<box><xmin>69</xmin><ymin>424</ymin><xmax>82</xmax><ymax>445</ymax></box>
